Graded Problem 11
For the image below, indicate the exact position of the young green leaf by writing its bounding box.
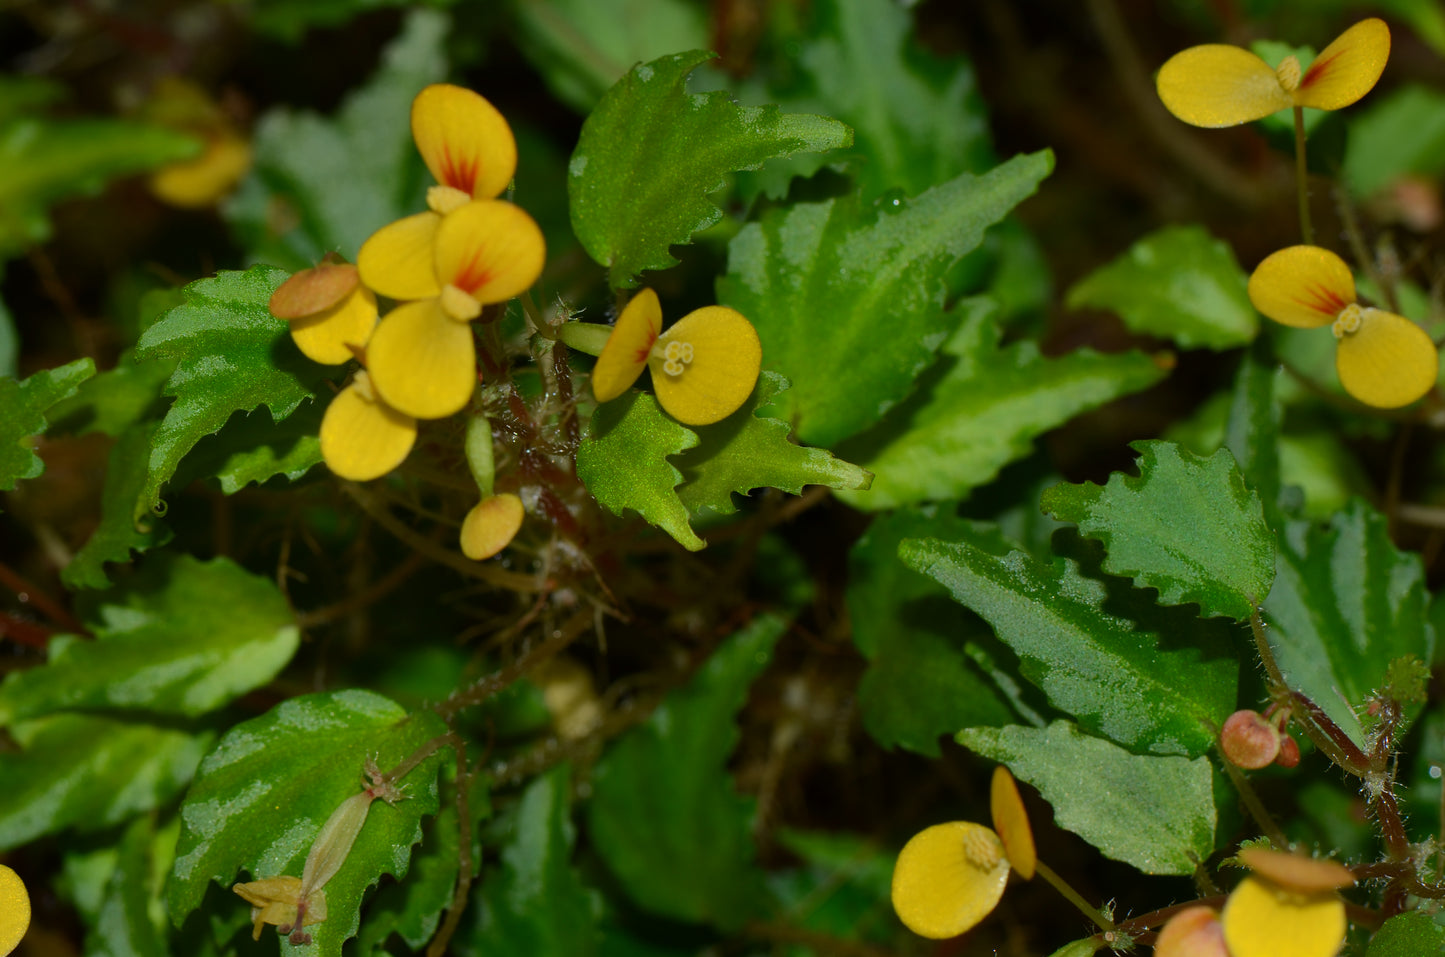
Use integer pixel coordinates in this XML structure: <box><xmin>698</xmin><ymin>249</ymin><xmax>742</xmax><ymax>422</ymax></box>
<box><xmin>1041</xmin><ymin>441</ymin><xmax>1276</xmax><ymax>621</ymax></box>
<box><xmin>836</xmin><ymin>299</ymin><xmax>1166</xmax><ymax>510</ymax></box>
<box><xmin>62</xmin><ymin>424</ymin><xmax>173</xmax><ymax>590</ymax></box>
<box><xmin>902</xmin><ymin>524</ymin><xmax>1236</xmax><ymax>757</ymax></box>
<box><xmin>0</xmin><ymin>555</ymin><xmax>298</xmax><ymax>723</ymax></box>
<box><xmin>568</xmin><ymin>50</ymin><xmax>852</xmax><ymax>289</ymax></box>
<box><xmin>1065</xmin><ymin>225</ymin><xmax>1258</xmax><ymax>350</ymax></box>
<box><xmin>587</xmin><ymin>615</ymin><xmax>783</xmax><ymax>929</ymax></box>
<box><xmin>577</xmin><ymin>390</ymin><xmax>704</xmax><ymax>550</ymax></box>
<box><xmin>0</xmin><ymin>357</ymin><xmax>94</xmax><ymax>492</ymax></box>
<box><xmin>958</xmin><ymin>721</ymin><xmax>1215</xmax><ymax>875</ymax></box>
<box><xmin>719</xmin><ymin>153</ymin><xmax>1053</xmax><ymax>448</ymax></box>
<box><xmin>168</xmin><ymin>690</ymin><xmax>448</xmax><ymax>957</ymax></box>
<box><xmin>1264</xmin><ymin>500</ymin><xmax>1435</xmax><ymax>750</ymax></box>
<box><xmin>132</xmin><ymin>265</ymin><xmax>326</xmax><ymax>521</ymax></box>
<box><xmin>674</xmin><ymin>373</ymin><xmax>871</xmax><ymax>517</ymax></box>
<box><xmin>0</xmin><ymin>714</ymin><xmax>213</xmax><ymax>849</ymax></box>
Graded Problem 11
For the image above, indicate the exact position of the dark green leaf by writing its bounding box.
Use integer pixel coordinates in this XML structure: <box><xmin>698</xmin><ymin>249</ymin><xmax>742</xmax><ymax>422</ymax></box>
<box><xmin>1263</xmin><ymin>500</ymin><xmax>1436</xmax><ymax>750</ymax></box>
<box><xmin>959</xmin><ymin>721</ymin><xmax>1215</xmax><ymax>875</ymax></box>
<box><xmin>174</xmin><ymin>400</ymin><xmax>324</xmax><ymax>494</ymax></box>
<box><xmin>836</xmin><ymin>299</ymin><xmax>1166</xmax><ymax>509</ymax></box>
<box><xmin>1223</xmin><ymin>340</ymin><xmax>1282</xmax><ymax>528</ymax></box>
<box><xmin>0</xmin><ymin>713</ymin><xmax>213</xmax><ymax>849</ymax></box>
<box><xmin>588</xmin><ymin>615</ymin><xmax>783</xmax><ymax>929</ymax></box>
<box><xmin>62</xmin><ymin>424</ymin><xmax>173</xmax><ymax>590</ymax></box>
<box><xmin>1065</xmin><ymin>225</ymin><xmax>1257</xmax><ymax>351</ymax></box>
<box><xmin>1367</xmin><ymin>910</ymin><xmax>1445</xmax><ymax>955</ymax></box>
<box><xmin>720</xmin><ymin>153</ymin><xmax>1053</xmax><ymax>448</ymax></box>
<box><xmin>132</xmin><ymin>265</ymin><xmax>325</xmax><ymax>520</ymax></box>
<box><xmin>0</xmin><ymin>357</ymin><xmax>94</xmax><ymax>491</ymax></box>
<box><xmin>902</xmin><ymin>525</ymin><xmax>1235</xmax><ymax>757</ymax></box>
<box><xmin>248</xmin><ymin>0</ymin><xmax>457</xmax><ymax>42</ymax></box>
<box><xmin>1344</xmin><ymin>85</ymin><xmax>1445</xmax><ymax>198</ymax></box>
<box><xmin>577</xmin><ymin>390</ymin><xmax>704</xmax><ymax>550</ymax></box>
<box><xmin>356</xmin><ymin>802</ymin><xmax>462</xmax><ymax>954</ymax></box>
<box><xmin>84</xmin><ymin>813</ymin><xmax>173</xmax><ymax>957</ymax></box>
<box><xmin>0</xmin><ymin>290</ymin><xmax>16</xmax><ymax>378</ymax></box>
<box><xmin>569</xmin><ymin>50</ymin><xmax>852</xmax><ymax>289</ymax></box>
<box><xmin>768</xmin><ymin>829</ymin><xmax>895</xmax><ymax>945</ymax></box>
<box><xmin>0</xmin><ymin>555</ymin><xmax>298</xmax><ymax>723</ymax></box>
<box><xmin>1041</xmin><ymin>441</ymin><xmax>1276</xmax><ymax>621</ymax></box>
<box><xmin>675</xmin><ymin>373</ymin><xmax>871</xmax><ymax>517</ymax></box>
<box><xmin>168</xmin><ymin>690</ymin><xmax>448</xmax><ymax>957</ymax></box>
<box><xmin>47</xmin><ymin>350</ymin><xmax>176</xmax><ymax>438</ymax></box>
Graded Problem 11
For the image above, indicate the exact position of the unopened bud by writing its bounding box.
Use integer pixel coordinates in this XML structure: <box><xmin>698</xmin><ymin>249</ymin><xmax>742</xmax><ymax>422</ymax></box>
<box><xmin>1221</xmin><ymin>709</ymin><xmax>1281</xmax><ymax>769</ymax></box>
<box><xmin>1155</xmin><ymin>906</ymin><xmax>1228</xmax><ymax>957</ymax></box>
<box><xmin>1275</xmin><ymin>734</ymin><xmax>1301</xmax><ymax>768</ymax></box>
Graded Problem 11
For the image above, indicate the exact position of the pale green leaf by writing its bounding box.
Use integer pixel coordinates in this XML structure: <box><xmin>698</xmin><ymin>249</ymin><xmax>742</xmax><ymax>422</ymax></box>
<box><xmin>0</xmin><ymin>357</ymin><xmax>94</xmax><ymax>491</ymax></box>
<box><xmin>1343</xmin><ymin>85</ymin><xmax>1445</xmax><ymax>198</ymax></box>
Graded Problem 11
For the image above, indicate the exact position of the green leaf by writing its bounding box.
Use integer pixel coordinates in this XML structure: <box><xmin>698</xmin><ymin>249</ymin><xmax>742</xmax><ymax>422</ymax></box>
<box><xmin>846</xmin><ymin>505</ymin><xmax>1024</xmax><ymax>756</ymax></box>
<box><xmin>0</xmin><ymin>357</ymin><xmax>95</xmax><ymax>492</ymax></box>
<box><xmin>173</xmin><ymin>399</ymin><xmax>324</xmax><ymax>494</ymax></box>
<box><xmin>0</xmin><ymin>289</ymin><xmax>16</xmax><ymax>379</ymax></box>
<box><xmin>248</xmin><ymin>0</ymin><xmax>457</xmax><ymax>42</ymax></box>
<box><xmin>1065</xmin><ymin>225</ymin><xmax>1258</xmax><ymax>351</ymax></box>
<box><xmin>720</xmin><ymin>153</ymin><xmax>1053</xmax><ymax>448</ymax></box>
<box><xmin>588</xmin><ymin>615</ymin><xmax>783</xmax><ymax>929</ymax></box>
<box><xmin>1223</xmin><ymin>340</ymin><xmax>1282</xmax><ymax>528</ymax></box>
<box><xmin>836</xmin><ymin>299</ymin><xmax>1166</xmax><ymax>509</ymax></box>
<box><xmin>1344</xmin><ymin>85</ymin><xmax>1445</xmax><ymax>198</ymax></box>
<box><xmin>0</xmin><ymin>555</ymin><xmax>298</xmax><ymax>723</ymax></box>
<box><xmin>1046</xmin><ymin>942</ymin><xmax>1102</xmax><ymax>957</ymax></box>
<box><xmin>472</xmin><ymin>764</ymin><xmax>596</xmax><ymax>956</ymax></box>
<box><xmin>793</xmin><ymin>0</ymin><xmax>994</xmax><ymax>199</ymax></box>
<box><xmin>768</xmin><ymin>829</ymin><xmax>895</xmax><ymax>945</ymax></box>
<box><xmin>674</xmin><ymin>373</ymin><xmax>871</xmax><ymax>517</ymax></box>
<box><xmin>1263</xmin><ymin>500</ymin><xmax>1436</xmax><ymax>750</ymax></box>
<box><xmin>1367</xmin><ymin>906</ymin><xmax>1445</xmax><ymax>954</ymax></box>
<box><xmin>513</xmin><ymin>0</ymin><xmax>709</xmax><ymax>113</ymax></box>
<box><xmin>568</xmin><ymin>50</ymin><xmax>852</xmax><ymax>289</ymax></box>
<box><xmin>84</xmin><ymin>813</ymin><xmax>173</xmax><ymax>957</ymax></box>
<box><xmin>0</xmin><ymin>116</ymin><xmax>198</xmax><ymax>259</ymax></box>
<box><xmin>356</xmin><ymin>800</ymin><xmax>467</xmax><ymax>954</ymax></box>
<box><xmin>132</xmin><ymin>265</ymin><xmax>325</xmax><ymax>520</ymax></box>
<box><xmin>168</xmin><ymin>690</ymin><xmax>448</xmax><ymax>957</ymax></box>
<box><xmin>958</xmin><ymin>721</ymin><xmax>1215</xmax><ymax>875</ymax></box>
<box><xmin>0</xmin><ymin>713</ymin><xmax>213</xmax><ymax>849</ymax></box>
<box><xmin>901</xmin><ymin>525</ymin><xmax>1236</xmax><ymax>757</ymax></box>
<box><xmin>47</xmin><ymin>350</ymin><xmax>176</xmax><ymax>438</ymax></box>
<box><xmin>577</xmin><ymin>390</ymin><xmax>704</xmax><ymax>550</ymax></box>
<box><xmin>1041</xmin><ymin>441</ymin><xmax>1276</xmax><ymax>621</ymax></box>
<box><xmin>224</xmin><ymin>9</ymin><xmax>447</xmax><ymax>269</ymax></box>
<box><xmin>62</xmin><ymin>424</ymin><xmax>173</xmax><ymax>590</ymax></box>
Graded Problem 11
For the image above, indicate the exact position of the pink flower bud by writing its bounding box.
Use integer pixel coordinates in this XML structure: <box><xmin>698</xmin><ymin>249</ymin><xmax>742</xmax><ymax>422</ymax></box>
<box><xmin>1220</xmin><ymin>709</ymin><xmax>1281</xmax><ymax>769</ymax></box>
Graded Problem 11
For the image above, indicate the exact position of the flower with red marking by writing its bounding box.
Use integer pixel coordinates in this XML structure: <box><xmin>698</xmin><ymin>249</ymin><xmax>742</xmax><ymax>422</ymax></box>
<box><xmin>1248</xmin><ymin>245</ymin><xmax>1437</xmax><ymax>408</ymax></box>
<box><xmin>1157</xmin><ymin>19</ymin><xmax>1389</xmax><ymax>128</ymax></box>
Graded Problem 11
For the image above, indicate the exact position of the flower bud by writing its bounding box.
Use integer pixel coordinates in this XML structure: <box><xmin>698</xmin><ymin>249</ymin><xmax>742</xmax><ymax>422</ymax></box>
<box><xmin>1155</xmin><ymin>906</ymin><xmax>1228</xmax><ymax>957</ymax></box>
<box><xmin>1275</xmin><ymin>734</ymin><xmax>1301</xmax><ymax>768</ymax></box>
<box><xmin>1220</xmin><ymin>709</ymin><xmax>1281</xmax><ymax>769</ymax></box>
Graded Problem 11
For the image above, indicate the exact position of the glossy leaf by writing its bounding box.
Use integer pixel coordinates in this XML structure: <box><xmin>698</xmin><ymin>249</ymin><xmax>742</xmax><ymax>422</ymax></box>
<box><xmin>174</xmin><ymin>399</ymin><xmax>324</xmax><ymax>494</ymax></box>
<box><xmin>0</xmin><ymin>357</ymin><xmax>94</xmax><ymax>492</ymax></box>
<box><xmin>959</xmin><ymin>721</ymin><xmax>1215</xmax><ymax>875</ymax></box>
<box><xmin>356</xmin><ymin>802</ymin><xmax>463</xmax><ymax>954</ymax></box>
<box><xmin>569</xmin><ymin>50</ymin><xmax>851</xmax><ymax>289</ymax></box>
<box><xmin>836</xmin><ymin>299</ymin><xmax>1166</xmax><ymax>509</ymax></box>
<box><xmin>1366</xmin><ymin>910</ymin><xmax>1445</xmax><ymax>955</ymax></box>
<box><xmin>62</xmin><ymin>424</ymin><xmax>173</xmax><ymax>590</ymax></box>
<box><xmin>720</xmin><ymin>153</ymin><xmax>1053</xmax><ymax>448</ymax></box>
<box><xmin>0</xmin><ymin>714</ymin><xmax>213</xmax><ymax>849</ymax></box>
<box><xmin>168</xmin><ymin>690</ymin><xmax>448</xmax><ymax>957</ymax></box>
<box><xmin>577</xmin><ymin>390</ymin><xmax>704</xmax><ymax>550</ymax></box>
<box><xmin>902</xmin><ymin>525</ymin><xmax>1235</xmax><ymax>757</ymax></box>
<box><xmin>47</xmin><ymin>350</ymin><xmax>174</xmax><ymax>439</ymax></box>
<box><xmin>674</xmin><ymin>373</ymin><xmax>872</xmax><ymax>517</ymax></box>
<box><xmin>1263</xmin><ymin>500</ymin><xmax>1435</xmax><ymax>749</ymax></box>
<box><xmin>587</xmin><ymin>615</ymin><xmax>783</xmax><ymax>929</ymax></box>
<box><xmin>132</xmin><ymin>266</ymin><xmax>326</xmax><ymax>521</ymax></box>
<box><xmin>0</xmin><ymin>555</ymin><xmax>298</xmax><ymax>723</ymax></box>
<box><xmin>1066</xmin><ymin>226</ymin><xmax>1258</xmax><ymax>350</ymax></box>
<box><xmin>1041</xmin><ymin>441</ymin><xmax>1276</xmax><ymax>621</ymax></box>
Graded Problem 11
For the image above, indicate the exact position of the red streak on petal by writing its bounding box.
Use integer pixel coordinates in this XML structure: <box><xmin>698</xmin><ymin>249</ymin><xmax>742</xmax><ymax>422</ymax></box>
<box><xmin>1295</xmin><ymin>282</ymin><xmax>1349</xmax><ymax>317</ymax></box>
<box><xmin>1300</xmin><ymin>50</ymin><xmax>1344</xmax><ymax>89</ymax></box>
<box><xmin>632</xmin><ymin>332</ymin><xmax>658</xmax><ymax>365</ymax></box>
<box><xmin>452</xmin><ymin>248</ymin><xmax>494</xmax><ymax>294</ymax></box>
<box><xmin>438</xmin><ymin>142</ymin><xmax>480</xmax><ymax>194</ymax></box>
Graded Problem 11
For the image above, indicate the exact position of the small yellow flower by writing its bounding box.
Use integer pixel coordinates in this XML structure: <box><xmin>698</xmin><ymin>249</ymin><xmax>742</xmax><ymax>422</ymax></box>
<box><xmin>143</xmin><ymin>77</ymin><xmax>252</xmax><ymax>208</ymax></box>
<box><xmin>591</xmin><ymin>288</ymin><xmax>762</xmax><ymax>426</ymax></box>
<box><xmin>459</xmin><ymin>492</ymin><xmax>525</xmax><ymax>560</ymax></box>
<box><xmin>319</xmin><ymin>369</ymin><xmax>417</xmax><ymax>481</ymax></box>
<box><xmin>989</xmin><ymin>765</ymin><xmax>1036</xmax><ymax>880</ymax></box>
<box><xmin>231</xmin><ymin>875</ymin><xmax>327</xmax><ymax>944</ymax></box>
<box><xmin>269</xmin><ymin>262</ymin><xmax>378</xmax><ymax>365</ymax></box>
<box><xmin>1248</xmin><ymin>245</ymin><xmax>1438</xmax><ymax>408</ymax></box>
<box><xmin>0</xmin><ymin>864</ymin><xmax>30</xmax><ymax>957</ymax></box>
<box><xmin>1157</xmin><ymin>19</ymin><xmax>1389</xmax><ymax>127</ymax></box>
<box><xmin>1220</xmin><ymin>849</ymin><xmax>1353</xmax><ymax>957</ymax></box>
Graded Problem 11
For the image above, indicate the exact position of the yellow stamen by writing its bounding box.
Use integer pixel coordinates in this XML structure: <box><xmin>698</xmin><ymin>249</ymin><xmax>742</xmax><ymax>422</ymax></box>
<box><xmin>1331</xmin><ymin>303</ymin><xmax>1364</xmax><ymax>338</ymax></box>
<box><xmin>1275</xmin><ymin>55</ymin><xmax>1302</xmax><ymax>92</ymax></box>
<box><xmin>440</xmin><ymin>284</ymin><xmax>482</xmax><ymax>322</ymax></box>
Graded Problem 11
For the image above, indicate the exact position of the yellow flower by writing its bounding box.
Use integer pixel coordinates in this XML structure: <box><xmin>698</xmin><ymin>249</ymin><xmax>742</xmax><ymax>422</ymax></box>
<box><xmin>269</xmin><ymin>262</ymin><xmax>378</xmax><ymax>365</ymax></box>
<box><xmin>143</xmin><ymin>77</ymin><xmax>253</xmax><ymax>208</ymax></box>
<box><xmin>319</xmin><ymin>369</ymin><xmax>417</xmax><ymax>481</ymax></box>
<box><xmin>0</xmin><ymin>864</ymin><xmax>30</xmax><ymax>957</ymax></box>
<box><xmin>231</xmin><ymin>875</ymin><xmax>327</xmax><ymax>945</ymax></box>
<box><xmin>460</xmin><ymin>492</ymin><xmax>525</xmax><ymax>560</ymax></box>
<box><xmin>989</xmin><ymin>764</ymin><xmax>1036</xmax><ymax>880</ymax></box>
<box><xmin>1248</xmin><ymin>245</ymin><xmax>1438</xmax><ymax>408</ymax></box>
<box><xmin>590</xmin><ymin>288</ymin><xmax>762</xmax><ymax>426</ymax></box>
<box><xmin>1157</xmin><ymin>19</ymin><xmax>1389</xmax><ymax>127</ymax></box>
<box><xmin>1220</xmin><ymin>849</ymin><xmax>1353</xmax><ymax>957</ymax></box>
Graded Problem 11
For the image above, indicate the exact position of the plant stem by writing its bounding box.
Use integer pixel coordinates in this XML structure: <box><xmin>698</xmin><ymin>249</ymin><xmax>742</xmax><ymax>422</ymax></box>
<box><xmin>1217</xmin><ymin>758</ymin><xmax>1288</xmax><ymax>847</ymax></box>
<box><xmin>1293</xmin><ymin>106</ymin><xmax>1314</xmax><ymax>245</ymax></box>
<box><xmin>1035</xmin><ymin>860</ymin><xmax>1115</xmax><ymax>932</ymax></box>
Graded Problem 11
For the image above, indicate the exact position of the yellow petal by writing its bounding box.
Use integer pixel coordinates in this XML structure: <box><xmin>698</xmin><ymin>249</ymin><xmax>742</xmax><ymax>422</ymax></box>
<box><xmin>357</xmin><ymin>212</ymin><xmax>443</xmax><ymax>301</ymax></box>
<box><xmin>651</xmin><ymin>306</ymin><xmax>762</xmax><ymax>426</ymax></box>
<box><xmin>319</xmin><ymin>374</ymin><xmax>417</xmax><ymax>481</ymax></box>
<box><xmin>290</xmin><ymin>285</ymin><xmax>378</xmax><ymax>365</ymax></box>
<box><xmin>367</xmin><ymin>299</ymin><xmax>478</xmax><ymax>418</ymax></box>
<box><xmin>1156</xmin><ymin>45</ymin><xmax>1294</xmax><ymax>127</ymax></box>
<box><xmin>411</xmin><ymin>84</ymin><xmax>517</xmax><ymax>200</ymax></box>
<box><xmin>1154</xmin><ymin>906</ymin><xmax>1228</xmax><ymax>957</ymax></box>
<box><xmin>270</xmin><ymin>262</ymin><xmax>360</xmax><ymax>320</ymax></box>
<box><xmin>592</xmin><ymin>288</ymin><xmax>662</xmax><ymax>402</ymax></box>
<box><xmin>891</xmin><ymin>821</ymin><xmax>1010</xmax><ymax>940</ymax></box>
<box><xmin>0</xmin><ymin>864</ymin><xmax>30</xmax><ymax>956</ymax></box>
<box><xmin>433</xmin><ymin>200</ymin><xmax>546</xmax><ymax>305</ymax></box>
<box><xmin>1221</xmin><ymin>876</ymin><xmax>1344</xmax><ymax>957</ymax></box>
<box><xmin>1237</xmin><ymin>848</ymin><xmax>1355</xmax><ymax>893</ymax></box>
<box><xmin>1248</xmin><ymin>245</ymin><xmax>1355</xmax><ymax>328</ymax></box>
<box><xmin>989</xmin><ymin>767</ymin><xmax>1036</xmax><ymax>880</ymax></box>
<box><xmin>1336</xmin><ymin>308</ymin><xmax>1438</xmax><ymax>408</ymax></box>
<box><xmin>149</xmin><ymin>131</ymin><xmax>252</xmax><ymax>208</ymax></box>
<box><xmin>460</xmin><ymin>493</ymin><xmax>525</xmax><ymax>560</ymax></box>
<box><xmin>1294</xmin><ymin>19</ymin><xmax>1390</xmax><ymax>111</ymax></box>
